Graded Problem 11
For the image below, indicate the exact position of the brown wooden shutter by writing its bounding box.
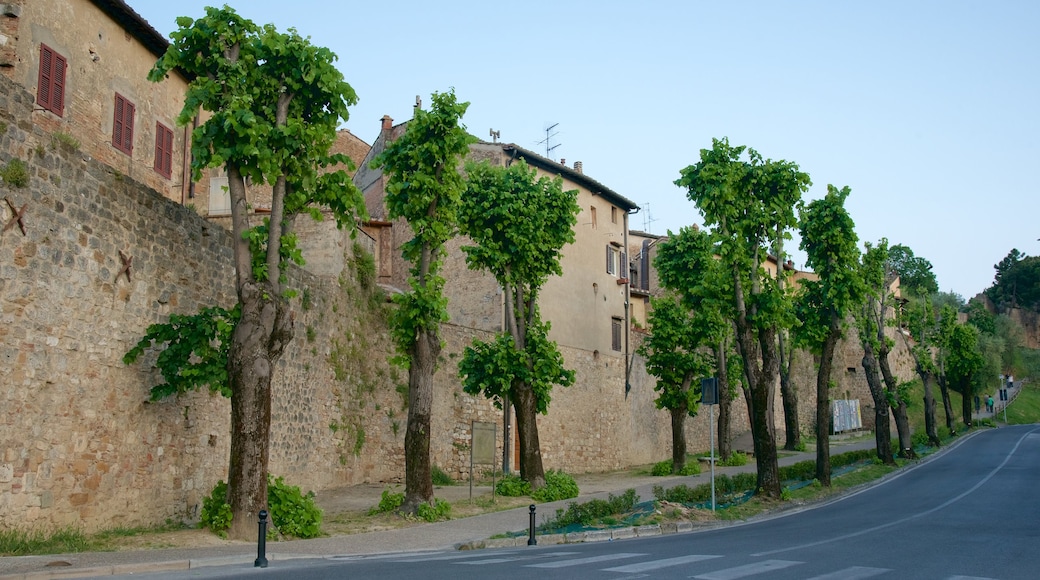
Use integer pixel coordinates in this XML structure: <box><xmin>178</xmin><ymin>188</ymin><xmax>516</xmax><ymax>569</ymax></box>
<box><xmin>154</xmin><ymin>122</ymin><xmax>173</xmax><ymax>177</ymax></box>
<box><xmin>113</xmin><ymin>94</ymin><xmax>135</xmax><ymax>155</ymax></box>
<box><xmin>606</xmin><ymin>245</ymin><xmax>614</xmax><ymax>275</ymax></box>
<box><xmin>37</xmin><ymin>45</ymin><xmax>66</xmax><ymax>116</ymax></box>
<box><xmin>52</xmin><ymin>53</ymin><xmax>66</xmax><ymax>114</ymax></box>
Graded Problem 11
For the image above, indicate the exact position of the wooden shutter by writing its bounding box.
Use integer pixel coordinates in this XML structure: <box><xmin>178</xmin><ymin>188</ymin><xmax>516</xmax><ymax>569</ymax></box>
<box><xmin>113</xmin><ymin>94</ymin><xmax>135</xmax><ymax>155</ymax></box>
<box><xmin>154</xmin><ymin>122</ymin><xmax>173</xmax><ymax>177</ymax></box>
<box><xmin>606</xmin><ymin>245</ymin><xmax>614</xmax><ymax>275</ymax></box>
<box><xmin>37</xmin><ymin>44</ymin><xmax>66</xmax><ymax>116</ymax></box>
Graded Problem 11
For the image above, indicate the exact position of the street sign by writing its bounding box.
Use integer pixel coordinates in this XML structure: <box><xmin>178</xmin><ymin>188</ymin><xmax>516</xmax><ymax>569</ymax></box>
<box><xmin>701</xmin><ymin>377</ymin><xmax>718</xmax><ymax>405</ymax></box>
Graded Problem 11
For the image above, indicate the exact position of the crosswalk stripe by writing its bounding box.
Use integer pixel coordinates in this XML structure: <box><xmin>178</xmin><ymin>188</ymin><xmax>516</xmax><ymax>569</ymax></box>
<box><xmin>526</xmin><ymin>552</ymin><xmax>645</xmax><ymax>568</ymax></box>
<box><xmin>397</xmin><ymin>550</ymin><xmax>578</xmax><ymax>562</ymax></box>
<box><xmin>693</xmin><ymin>559</ymin><xmax>803</xmax><ymax>579</ymax></box>
<box><xmin>946</xmin><ymin>576</ymin><xmax>998</xmax><ymax>580</ymax></box>
<box><xmin>602</xmin><ymin>554</ymin><xmax>723</xmax><ymax>573</ymax></box>
<box><xmin>804</xmin><ymin>566</ymin><xmax>891</xmax><ymax>579</ymax></box>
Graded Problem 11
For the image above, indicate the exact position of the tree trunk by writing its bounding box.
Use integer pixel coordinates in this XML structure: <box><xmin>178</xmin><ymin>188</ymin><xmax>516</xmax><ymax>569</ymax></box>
<box><xmin>922</xmin><ymin>373</ymin><xmax>941</xmax><ymax>446</ymax></box>
<box><xmin>670</xmin><ymin>406</ymin><xmax>687</xmax><ymax>473</ymax></box>
<box><xmin>960</xmin><ymin>382</ymin><xmax>973</xmax><ymax>428</ymax></box>
<box><xmin>401</xmin><ymin>327</ymin><xmax>438</xmax><ymax>513</ymax></box>
<box><xmin>513</xmin><ymin>383</ymin><xmax>545</xmax><ymax>489</ymax></box>
<box><xmin>714</xmin><ymin>343</ymin><xmax>732</xmax><ymax>460</ymax></box>
<box><xmin>815</xmin><ymin>323</ymin><xmax>840</xmax><ymax>486</ymax></box>
<box><xmin>778</xmin><ymin>333</ymin><xmax>800</xmax><ymax>451</ymax></box>
<box><xmin>938</xmin><ymin>376</ymin><xmax>956</xmax><ymax>435</ymax></box>
<box><xmin>740</xmin><ymin>323</ymin><xmax>781</xmax><ymax>498</ymax></box>
<box><xmin>861</xmin><ymin>345</ymin><xmax>894</xmax><ymax>465</ymax></box>
<box><xmin>226</xmin><ymin>281</ymin><xmax>293</xmax><ymax>540</ymax></box>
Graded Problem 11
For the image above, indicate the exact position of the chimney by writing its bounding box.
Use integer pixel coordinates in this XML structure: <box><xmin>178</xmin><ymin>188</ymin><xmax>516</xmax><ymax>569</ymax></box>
<box><xmin>560</xmin><ymin>158</ymin><xmax>566</xmax><ymax>166</ymax></box>
<box><xmin>574</xmin><ymin>161</ymin><xmax>583</xmax><ymax>174</ymax></box>
<box><xmin>381</xmin><ymin>115</ymin><xmax>393</xmax><ymax>133</ymax></box>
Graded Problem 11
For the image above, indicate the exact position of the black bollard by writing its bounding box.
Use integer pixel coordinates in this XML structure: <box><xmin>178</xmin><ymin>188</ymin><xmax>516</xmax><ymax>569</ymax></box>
<box><xmin>527</xmin><ymin>504</ymin><xmax>537</xmax><ymax>546</ymax></box>
<box><xmin>255</xmin><ymin>509</ymin><xmax>269</xmax><ymax>568</ymax></box>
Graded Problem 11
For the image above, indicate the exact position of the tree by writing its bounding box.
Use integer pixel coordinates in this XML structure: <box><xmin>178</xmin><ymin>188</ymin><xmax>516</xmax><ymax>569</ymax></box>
<box><xmin>986</xmin><ymin>249</ymin><xmax>1040</xmax><ymax>312</ymax></box>
<box><xmin>637</xmin><ymin>294</ymin><xmax>711</xmax><ymax>472</ymax></box>
<box><xmin>888</xmin><ymin>244</ymin><xmax>939</xmax><ymax>297</ymax></box>
<box><xmin>374</xmin><ymin>90</ymin><xmax>473</xmax><ymax>512</ymax></box>
<box><xmin>457</xmin><ymin>159</ymin><xmax>578</xmax><ymax>489</ymax></box>
<box><xmin>646</xmin><ymin>225</ymin><xmax>736</xmax><ymax>468</ymax></box>
<box><xmin>856</xmin><ymin>240</ymin><xmax>895</xmax><ymax>464</ymax></box>
<box><xmin>945</xmin><ymin>322</ymin><xmax>985</xmax><ymax>428</ymax></box>
<box><xmin>146</xmin><ymin>8</ymin><xmax>364</xmax><ymax>539</ymax></box>
<box><xmin>675</xmin><ymin>138</ymin><xmax>809</xmax><ymax>498</ymax></box>
<box><xmin>797</xmin><ymin>185</ymin><xmax>863</xmax><ymax>485</ymax></box>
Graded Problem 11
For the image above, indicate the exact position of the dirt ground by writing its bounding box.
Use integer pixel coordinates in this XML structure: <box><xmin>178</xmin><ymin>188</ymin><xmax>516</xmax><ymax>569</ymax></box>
<box><xmin>107</xmin><ymin>469</ymin><xmax>672</xmax><ymax>551</ymax></box>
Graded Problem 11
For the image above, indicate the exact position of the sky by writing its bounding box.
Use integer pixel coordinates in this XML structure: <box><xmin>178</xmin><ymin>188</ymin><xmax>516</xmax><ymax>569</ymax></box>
<box><xmin>129</xmin><ymin>0</ymin><xmax>1039</xmax><ymax>299</ymax></box>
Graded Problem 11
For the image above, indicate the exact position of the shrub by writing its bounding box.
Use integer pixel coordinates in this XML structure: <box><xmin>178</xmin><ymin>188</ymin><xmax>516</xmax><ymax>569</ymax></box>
<box><xmin>650</xmin><ymin>460</ymin><xmax>673</xmax><ymax>476</ymax></box>
<box><xmin>718</xmin><ymin>451</ymin><xmax>748</xmax><ymax>467</ymax></box>
<box><xmin>544</xmin><ymin>489</ymin><xmax>639</xmax><ymax>529</ymax></box>
<box><xmin>370</xmin><ymin>488</ymin><xmax>404</xmax><ymax>515</ymax></box>
<box><xmin>267</xmin><ymin>476</ymin><xmax>323</xmax><ymax>539</ymax></box>
<box><xmin>417</xmin><ymin>499</ymin><xmax>451</xmax><ymax>522</ymax></box>
<box><xmin>1</xmin><ymin>158</ymin><xmax>29</xmax><ymax>188</ymax></box>
<box><xmin>199</xmin><ymin>476</ymin><xmax>323</xmax><ymax>539</ymax></box>
<box><xmin>495</xmin><ymin>475</ymin><xmax>531</xmax><ymax>497</ymax></box>
<box><xmin>531</xmin><ymin>470</ymin><xmax>579</xmax><ymax>502</ymax></box>
<box><xmin>678</xmin><ymin>462</ymin><xmax>701</xmax><ymax>476</ymax></box>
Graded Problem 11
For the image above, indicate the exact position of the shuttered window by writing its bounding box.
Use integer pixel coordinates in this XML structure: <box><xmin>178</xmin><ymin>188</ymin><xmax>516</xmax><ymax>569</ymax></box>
<box><xmin>611</xmin><ymin>317</ymin><xmax>623</xmax><ymax>351</ymax></box>
<box><xmin>153</xmin><ymin>122</ymin><xmax>174</xmax><ymax>178</ymax></box>
<box><xmin>112</xmin><ymin>93</ymin><xmax>135</xmax><ymax>155</ymax></box>
<box><xmin>606</xmin><ymin>245</ymin><xmax>616</xmax><ymax>275</ymax></box>
<box><xmin>37</xmin><ymin>44</ymin><xmax>67</xmax><ymax>116</ymax></box>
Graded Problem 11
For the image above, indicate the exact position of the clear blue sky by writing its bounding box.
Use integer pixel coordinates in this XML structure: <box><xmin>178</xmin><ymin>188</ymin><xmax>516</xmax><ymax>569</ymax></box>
<box><xmin>130</xmin><ymin>0</ymin><xmax>1039</xmax><ymax>299</ymax></box>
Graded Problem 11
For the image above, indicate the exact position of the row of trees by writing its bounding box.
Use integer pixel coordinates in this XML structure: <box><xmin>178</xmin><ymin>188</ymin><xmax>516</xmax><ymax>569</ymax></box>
<box><xmin>641</xmin><ymin>138</ymin><xmax>1020</xmax><ymax>497</ymax></box>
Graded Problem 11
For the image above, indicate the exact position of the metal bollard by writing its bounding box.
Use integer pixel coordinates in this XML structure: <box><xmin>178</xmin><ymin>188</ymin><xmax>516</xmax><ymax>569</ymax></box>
<box><xmin>255</xmin><ymin>510</ymin><xmax>269</xmax><ymax>568</ymax></box>
<box><xmin>527</xmin><ymin>504</ymin><xmax>537</xmax><ymax>546</ymax></box>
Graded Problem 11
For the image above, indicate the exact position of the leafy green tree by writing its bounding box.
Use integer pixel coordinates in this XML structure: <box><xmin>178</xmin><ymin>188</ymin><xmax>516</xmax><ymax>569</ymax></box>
<box><xmin>855</xmin><ymin>240</ymin><xmax>896</xmax><ymax>464</ymax></box>
<box><xmin>945</xmin><ymin>322</ymin><xmax>985</xmax><ymax>427</ymax></box>
<box><xmin>375</xmin><ymin>90</ymin><xmax>474</xmax><ymax>512</ymax></box>
<box><xmin>797</xmin><ymin>185</ymin><xmax>863</xmax><ymax>485</ymax></box>
<box><xmin>637</xmin><ymin>294</ymin><xmax>712</xmax><ymax>472</ymax></box>
<box><xmin>457</xmin><ymin>159</ymin><xmax>578</xmax><ymax>490</ymax></box>
<box><xmin>888</xmin><ymin>244</ymin><xmax>939</xmax><ymax>297</ymax></box>
<box><xmin>146</xmin><ymin>7</ymin><xmax>363</xmax><ymax>539</ymax></box>
<box><xmin>986</xmin><ymin>249</ymin><xmax>1040</xmax><ymax>312</ymax></box>
<box><xmin>640</xmin><ymin>225</ymin><xmax>732</xmax><ymax>469</ymax></box>
<box><xmin>676</xmin><ymin>138</ymin><xmax>809</xmax><ymax>498</ymax></box>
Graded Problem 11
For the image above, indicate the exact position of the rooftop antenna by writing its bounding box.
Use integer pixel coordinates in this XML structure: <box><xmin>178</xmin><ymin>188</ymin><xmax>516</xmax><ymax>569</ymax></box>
<box><xmin>489</xmin><ymin>128</ymin><xmax>500</xmax><ymax>143</ymax></box>
<box><xmin>642</xmin><ymin>202</ymin><xmax>659</xmax><ymax>233</ymax></box>
<box><xmin>537</xmin><ymin>122</ymin><xmax>561</xmax><ymax>160</ymax></box>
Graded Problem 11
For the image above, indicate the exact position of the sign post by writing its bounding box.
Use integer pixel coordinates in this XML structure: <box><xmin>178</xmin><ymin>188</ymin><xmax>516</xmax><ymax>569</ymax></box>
<box><xmin>701</xmin><ymin>377</ymin><xmax>718</xmax><ymax>512</ymax></box>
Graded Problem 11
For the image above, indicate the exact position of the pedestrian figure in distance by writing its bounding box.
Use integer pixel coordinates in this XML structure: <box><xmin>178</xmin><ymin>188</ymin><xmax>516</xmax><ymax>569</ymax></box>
<box><xmin>987</xmin><ymin>395</ymin><xmax>994</xmax><ymax>413</ymax></box>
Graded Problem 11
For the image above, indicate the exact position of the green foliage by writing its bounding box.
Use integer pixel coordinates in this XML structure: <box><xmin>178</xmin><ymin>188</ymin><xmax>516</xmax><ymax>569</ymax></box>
<box><xmin>200</xmin><ymin>476</ymin><xmax>322</xmax><ymax>539</ymax></box>
<box><xmin>718</xmin><ymin>451</ymin><xmax>748</xmax><ymax>467</ymax></box>
<box><xmin>495</xmin><ymin>475</ymin><xmax>531</xmax><ymax>497</ymax></box>
<box><xmin>531</xmin><ymin>470</ymin><xmax>580</xmax><ymax>502</ymax></box>
<box><xmin>243</xmin><ymin>221</ymin><xmax>305</xmax><ymax>290</ymax></box>
<box><xmin>678</xmin><ymin>462</ymin><xmax>701</xmax><ymax>476</ymax></box>
<box><xmin>651</xmin><ymin>460</ymin><xmax>673</xmax><ymax>476</ymax></box>
<box><xmin>123</xmin><ymin>305</ymin><xmax>239</xmax><ymax>400</ymax></box>
<box><xmin>51</xmin><ymin>131</ymin><xmax>80</xmax><ymax>151</ymax></box>
<box><xmin>0</xmin><ymin>527</ymin><xmax>93</xmax><ymax>556</ymax></box>
<box><xmin>200</xmin><ymin>480</ymin><xmax>233</xmax><ymax>536</ymax></box>
<box><xmin>638</xmin><ymin>293</ymin><xmax>711</xmax><ymax>415</ymax></box>
<box><xmin>1</xmin><ymin>158</ymin><xmax>29</xmax><ymax>188</ymax></box>
<box><xmin>888</xmin><ymin>244</ymin><xmax>939</xmax><ymax>297</ymax></box>
<box><xmin>986</xmin><ymin>249</ymin><xmax>1040</xmax><ymax>312</ymax></box>
<box><xmin>352</xmin><ymin>242</ymin><xmax>376</xmax><ymax>289</ymax></box>
<box><xmin>543</xmin><ymin>489</ymin><xmax>639</xmax><ymax>530</ymax></box>
<box><xmin>371</xmin><ymin>489</ymin><xmax>405</xmax><ymax>514</ymax></box>
<box><xmin>416</xmin><ymin>499</ymin><xmax>452</xmax><ymax>522</ymax></box>
<box><xmin>431</xmin><ymin>465</ymin><xmax>454</xmax><ymax>486</ymax></box>
<box><xmin>267</xmin><ymin>475</ymin><xmax>323</xmax><ymax>539</ymax></box>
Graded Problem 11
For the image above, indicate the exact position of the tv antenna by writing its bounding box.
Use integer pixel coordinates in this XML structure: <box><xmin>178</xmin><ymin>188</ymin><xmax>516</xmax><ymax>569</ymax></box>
<box><xmin>537</xmin><ymin>122</ymin><xmax>561</xmax><ymax>160</ymax></box>
<box><xmin>642</xmin><ymin>202</ymin><xmax>659</xmax><ymax>233</ymax></box>
<box><xmin>489</xmin><ymin>128</ymin><xmax>500</xmax><ymax>143</ymax></box>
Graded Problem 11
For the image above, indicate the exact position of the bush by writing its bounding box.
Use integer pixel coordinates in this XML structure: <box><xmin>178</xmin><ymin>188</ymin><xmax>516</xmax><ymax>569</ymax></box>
<box><xmin>370</xmin><ymin>488</ymin><xmax>405</xmax><ymax>515</ymax></box>
<box><xmin>544</xmin><ymin>489</ymin><xmax>639</xmax><ymax>529</ymax></box>
<box><xmin>718</xmin><ymin>451</ymin><xmax>748</xmax><ymax>467</ymax></box>
<box><xmin>417</xmin><ymin>499</ymin><xmax>451</xmax><ymax>522</ymax></box>
<box><xmin>495</xmin><ymin>475</ymin><xmax>531</xmax><ymax>497</ymax></box>
<box><xmin>650</xmin><ymin>460</ymin><xmax>673</xmax><ymax>476</ymax></box>
<box><xmin>200</xmin><ymin>476</ymin><xmax>323</xmax><ymax>539</ymax></box>
<box><xmin>531</xmin><ymin>470</ymin><xmax>580</xmax><ymax>502</ymax></box>
<box><xmin>678</xmin><ymin>462</ymin><xmax>701</xmax><ymax>476</ymax></box>
<box><xmin>1</xmin><ymin>158</ymin><xmax>29</xmax><ymax>188</ymax></box>
<box><xmin>268</xmin><ymin>476</ymin><xmax>323</xmax><ymax>539</ymax></box>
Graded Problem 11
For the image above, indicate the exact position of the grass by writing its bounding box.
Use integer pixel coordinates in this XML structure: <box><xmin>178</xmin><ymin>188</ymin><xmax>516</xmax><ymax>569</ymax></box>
<box><xmin>1004</xmin><ymin>382</ymin><xmax>1040</xmax><ymax>425</ymax></box>
<box><xmin>0</xmin><ymin>527</ymin><xmax>96</xmax><ymax>556</ymax></box>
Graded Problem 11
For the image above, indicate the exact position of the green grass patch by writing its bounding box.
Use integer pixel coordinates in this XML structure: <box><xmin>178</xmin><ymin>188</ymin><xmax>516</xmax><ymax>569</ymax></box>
<box><xmin>0</xmin><ymin>527</ymin><xmax>97</xmax><ymax>556</ymax></box>
<box><xmin>1004</xmin><ymin>382</ymin><xmax>1040</xmax><ymax>425</ymax></box>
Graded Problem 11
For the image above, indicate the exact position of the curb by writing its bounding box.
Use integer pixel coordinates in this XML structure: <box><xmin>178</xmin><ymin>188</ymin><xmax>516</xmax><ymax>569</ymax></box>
<box><xmin>455</xmin><ymin>521</ymin><xmax>697</xmax><ymax>551</ymax></box>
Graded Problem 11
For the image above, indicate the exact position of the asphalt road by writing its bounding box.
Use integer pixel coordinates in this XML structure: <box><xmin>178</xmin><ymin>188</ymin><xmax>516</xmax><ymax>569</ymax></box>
<box><xmin>122</xmin><ymin>424</ymin><xmax>1040</xmax><ymax>580</ymax></box>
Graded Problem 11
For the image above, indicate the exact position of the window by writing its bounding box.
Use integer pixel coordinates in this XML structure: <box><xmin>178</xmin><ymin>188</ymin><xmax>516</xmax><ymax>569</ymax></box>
<box><xmin>209</xmin><ymin>168</ymin><xmax>231</xmax><ymax>216</ymax></box>
<box><xmin>153</xmin><ymin>122</ymin><xmax>174</xmax><ymax>178</ymax></box>
<box><xmin>590</xmin><ymin>206</ymin><xmax>597</xmax><ymax>229</ymax></box>
<box><xmin>611</xmin><ymin>317</ymin><xmax>623</xmax><ymax>351</ymax></box>
<box><xmin>611</xmin><ymin>206</ymin><xmax>618</xmax><ymax>224</ymax></box>
<box><xmin>37</xmin><ymin>44</ymin><xmax>67</xmax><ymax>116</ymax></box>
<box><xmin>112</xmin><ymin>93</ymin><xmax>135</xmax><ymax>155</ymax></box>
<box><xmin>605</xmin><ymin>244</ymin><xmax>626</xmax><ymax>278</ymax></box>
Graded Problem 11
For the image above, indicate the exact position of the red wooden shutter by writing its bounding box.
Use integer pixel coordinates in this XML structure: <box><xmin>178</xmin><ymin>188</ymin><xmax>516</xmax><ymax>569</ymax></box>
<box><xmin>52</xmin><ymin>53</ymin><xmax>66</xmax><ymax>114</ymax></box>
<box><xmin>154</xmin><ymin>122</ymin><xmax>173</xmax><ymax>177</ymax></box>
<box><xmin>113</xmin><ymin>94</ymin><xmax>135</xmax><ymax>155</ymax></box>
<box><xmin>37</xmin><ymin>45</ymin><xmax>66</xmax><ymax>116</ymax></box>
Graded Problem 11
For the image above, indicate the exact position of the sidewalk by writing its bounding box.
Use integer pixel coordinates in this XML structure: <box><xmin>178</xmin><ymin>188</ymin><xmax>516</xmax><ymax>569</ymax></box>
<box><xmin>0</xmin><ymin>436</ymin><xmax>880</xmax><ymax>579</ymax></box>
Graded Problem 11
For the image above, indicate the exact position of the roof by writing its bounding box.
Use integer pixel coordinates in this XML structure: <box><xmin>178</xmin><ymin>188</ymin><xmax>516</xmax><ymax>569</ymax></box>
<box><xmin>90</xmin><ymin>1</ymin><xmax>170</xmax><ymax>59</ymax></box>
<box><xmin>498</xmin><ymin>143</ymin><xmax>639</xmax><ymax>212</ymax></box>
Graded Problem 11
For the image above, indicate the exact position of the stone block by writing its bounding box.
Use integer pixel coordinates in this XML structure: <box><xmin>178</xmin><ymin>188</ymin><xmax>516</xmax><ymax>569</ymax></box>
<box><xmin>635</xmin><ymin>525</ymin><xmax>661</xmax><ymax>537</ymax></box>
<box><xmin>611</xmin><ymin>527</ymin><xmax>636</xmax><ymax>540</ymax></box>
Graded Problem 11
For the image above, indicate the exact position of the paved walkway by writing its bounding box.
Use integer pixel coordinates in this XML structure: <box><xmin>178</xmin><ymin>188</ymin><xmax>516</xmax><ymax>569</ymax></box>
<box><xmin>0</xmin><ymin>436</ymin><xmax>883</xmax><ymax>579</ymax></box>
